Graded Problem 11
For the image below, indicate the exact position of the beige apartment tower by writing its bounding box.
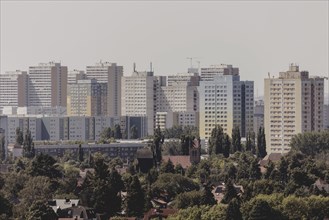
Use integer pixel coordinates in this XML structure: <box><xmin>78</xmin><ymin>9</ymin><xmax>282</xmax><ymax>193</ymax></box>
<box><xmin>264</xmin><ymin>64</ymin><xmax>324</xmax><ymax>154</ymax></box>
<box><xmin>67</xmin><ymin>79</ymin><xmax>107</xmax><ymax>116</ymax></box>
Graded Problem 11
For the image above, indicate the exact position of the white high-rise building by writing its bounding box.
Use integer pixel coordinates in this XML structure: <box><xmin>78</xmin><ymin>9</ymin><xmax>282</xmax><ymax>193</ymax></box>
<box><xmin>264</xmin><ymin>64</ymin><xmax>325</xmax><ymax>154</ymax></box>
<box><xmin>121</xmin><ymin>66</ymin><xmax>164</xmax><ymax>135</ymax></box>
<box><xmin>68</xmin><ymin>69</ymin><xmax>86</xmax><ymax>84</ymax></box>
<box><xmin>86</xmin><ymin>61</ymin><xmax>123</xmax><ymax>117</ymax></box>
<box><xmin>0</xmin><ymin>71</ymin><xmax>29</xmax><ymax>112</ymax></box>
<box><xmin>28</xmin><ymin>62</ymin><xmax>67</xmax><ymax>108</ymax></box>
<box><xmin>199</xmin><ymin>68</ymin><xmax>254</xmax><ymax>143</ymax></box>
<box><xmin>201</xmin><ymin>64</ymin><xmax>239</xmax><ymax>81</ymax></box>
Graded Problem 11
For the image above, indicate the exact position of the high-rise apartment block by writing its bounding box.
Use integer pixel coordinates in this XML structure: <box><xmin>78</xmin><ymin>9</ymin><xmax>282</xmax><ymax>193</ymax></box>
<box><xmin>67</xmin><ymin>69</ymin><xmax>86</xmax><ymax>84</ymax></box>
<box><xmin>201</xmin><ymin>64</ymin><xmax>239</xmax><ymax>81</ymax></box>
<box><xmin>264</xmin><ymin>64</ymin><xmax>324</xmax><ymax>153</ymax></box>
<box><xmin>199</xmin><ymin>68</ymin><xmax>254</xmax><ymax>142</ymax></box>
<box><xmin>0</xmin><ymin>71</ymin><xmax>29</xmax><ymax>112</ymax></box>
<box><xmin>121</xmin><ymin>67</ymin><xmax>165</xmax><ymax>135</ymax></box>
<box><xmin>86</xmin><ymin>62</ymin><xmax>123</xmax><ymax>117</ymax></box>
<box><xmin>28</xmin><ymin>62</ymin><xmax>67</xmax><ymax>108</ymax></box>
<box><xmin>67</xmin><ymin>79</ymin><xmax>107</xmax><ymax>116</ymax></box>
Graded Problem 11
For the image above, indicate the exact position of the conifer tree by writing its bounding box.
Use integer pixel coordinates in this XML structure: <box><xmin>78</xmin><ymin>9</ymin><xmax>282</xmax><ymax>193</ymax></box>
<box><xmin>222</xmin><ymin>179</ymin><xmax>237</xmax><ymax>204</ymax></box>
<box><xmin>15</xmin><ymin>127</ymin><xmax>23</xmax><ymax>146</ymax></box>
<box><xmin>208</xmin><ymin>125</ymin><xmax>224</xmax><ymax>155</ymax></box>
<box><xmin>226</xmin><ymin>198</ymin><xmax>242</xmax><ymax>220</ymax></box>
<box><xmin>0</xmin><ymin>135</ymin><xmax>5</xmax><ymax>161</ymax></box>
<box><xmin>78</xmin><ymin>144</ymin><xmax>84</xmax><ymax>162</ymax></box>
<box><xmin>125</xmin><ymin>175</ymin><xmax>145</xmax><ymax>217</ymax></box>
<box><xmin>223</xmin><ymin>134</ymin><xmax>231</xmax><ymax>158</ymax></box>
<box><xmin>232</xmin><ymin>126</ymin><xmax>242</xmax><ymax>153</ymax></box>
<box><xmin>22</xmin><ymin>129</ymin><xmax>34</xmax><ymax>158</ymax></box>
<box><xmin>257</xmin><ymin>127</ymin><xmax>267</xmax><ymax>158</ymax></box>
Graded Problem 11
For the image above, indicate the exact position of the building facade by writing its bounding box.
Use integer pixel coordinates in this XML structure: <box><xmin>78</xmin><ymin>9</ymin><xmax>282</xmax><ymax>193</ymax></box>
<box><xmin>28</xmin><ymin>62</ymin><xmax>67</xmax><ymax>108</ymax></box>
<box><xmin>254</xmin><ymin>100</ymin><xmax>264</xmax><ymax>135</ymax></box>
<box><xmin>86</xmin><ymin>62</ymin><xmax>123</xmax><ymax>117</ymax></box>
<box><xmin>0</xmin><ymin>71</ymin><xmax>29</xmax><ymax>112</ymax></box>
<box><xmin>121</xmin><ymin>68</ymin><xmax>165</xmax><ymax>135</ymax></box>
<box><xmin>67</xmin><ymin>79</ymin><xmax>107</xmax><ymax>116</ymax></box>
<box><xmin>264</xmin><ymin>64</ymin><xmax>325</xmax><ymax>153</ymax></box>
<box><xmin>199</xmin><ymin>72</ymin><xmax>254</xmax><ymax>143</ymax></box>
<box><xmin>200</xmin><ymin>64</ymin><xmax>239</xmax><ymax>81</ymax></box>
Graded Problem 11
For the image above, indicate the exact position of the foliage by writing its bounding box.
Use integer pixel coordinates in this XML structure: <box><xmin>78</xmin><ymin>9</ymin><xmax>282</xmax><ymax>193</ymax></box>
<box><xmin>208</xmin><ymin>125</ymin><xmax>225</xmax><ymax>155</ymax></box>
<box><xmin>29</xmin><ymin>153</ymin><xmax>62</xmax><ymax>178</ymax></box>
<box><xmin>231</xmin><ymin>126</ymin><xmax>242</xmax><ymax>153</ymax></box>
<box><xmin>25</xmin><ymin>200</ymin><xmax>57</xmax><ymax>220</ymax></box>
<box><xmin>0</xmin><ymin>135</ymin><xmax>5</xmax><ymax>161</ymax></box>
<box><xmin>15</xmin><ymin>127</ymin><xmax>23</xmax><ymax>146</ymax></box>
<box><xmin>152</xmin><ymin>173</ymin><xmax>199</xmax><ymax>200</ymax></box>
<box><xmin>130</xmin><ymin>125</ymin><xmax>138</xmax><ymax>139</ymax></box>
<box><xmin>290</xmin><ymin>131</ymin><xmax>329</xmax><ymax>156</ymax></box>
<box><xmin>125</xmin><ymin>175</ymin><xmax>145</xmax><ymax>217</ymax></box>
<box><xmin>22</xmin><ymin>129</ymin><xmax>35</xmax><ymax>158</ymax></box>
<box><xmin>256</xmin><ymin>127</ymin><xmax>267</xmax><ymax>158</ymax></box>
<box><xmin>163</xmin><ymin>125</ymin><xmax>199</xmax><ymax>139</ymax></box>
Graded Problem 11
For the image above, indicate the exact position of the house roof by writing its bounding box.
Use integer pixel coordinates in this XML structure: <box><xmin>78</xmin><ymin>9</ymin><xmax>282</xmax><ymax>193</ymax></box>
<box><xmin>48</xmin><ymin>199</ymin><xmax>80</xmax><ymax>212</ymax></box>
<box><xmin>162</xmin><ymin>156</ymin><xmax>191</xmax><ymax>169</ymax></box>
<box><xmin>259</xmin><ymin>153</ymin><xmax>284</xmax><ymax>166</ymax></box>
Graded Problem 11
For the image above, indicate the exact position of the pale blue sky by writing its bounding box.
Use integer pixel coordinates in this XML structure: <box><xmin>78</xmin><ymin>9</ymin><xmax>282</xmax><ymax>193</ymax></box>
<box><xmin>1</xmin><ymin>1</ymin><xmax>328</xmax><ymax>95</ymax></box>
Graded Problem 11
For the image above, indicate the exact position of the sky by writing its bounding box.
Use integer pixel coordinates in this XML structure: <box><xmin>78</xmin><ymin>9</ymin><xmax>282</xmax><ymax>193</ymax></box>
<box><xmin>1</xmin><ymin>1</ymin><xmax>328</xmax><ymax>96</ymax></box>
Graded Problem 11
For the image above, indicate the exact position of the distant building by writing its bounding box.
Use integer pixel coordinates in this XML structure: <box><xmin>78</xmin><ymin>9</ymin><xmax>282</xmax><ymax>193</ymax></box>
<box><xmin>264</xmin><ymin>64</ymin><xmax>325</xmax><ymax>153</ymax></box>
<box><xmin>28</xmin><ymin>62</ymin><xmax>67</xmax><ymax>108</ymax></box>
<box><xmin>86</xmin><ymin>61</ymin><xmax>123</xmax><ymax>117</ymax></box>
<box><xmin>67</xmin><ymin>69</ymin><xmax>86</xmax><ymax>84</ymax></box>
<box><xmin>199</xmin><ymin>68</ymin><xmax>254</xmax><ymax>143</ymax></box>
<box><xmin>254</xmin><ymin>100</ymin><xmax>264</xmax><ymax>135</ymax></box>
<box><xmin>121</xmin><ymin>66</ymin><xmax>165</xmax><ymax>135</ymax></box>
<box><xmin>323</xmin><ymin>104</ymin><xmax>329</xmax><ymax>130</ymax></box>
<box><xmin>155</xmin><ymin>111</ymin><xmax>199</xmax><ymax>130</ymax></box>
<box><xmin>0</xmin><ymin>71</ymin><xmax>29</xmax><ymax>112</ymax></box>
<box><xmin>201</xmin><ymin>64</ymin><xmax>239</xmax><ymax>81</ymax></box>
<box><xmin>67</xmin><ymin>79</ymin><xmax>107</xmax><ymax>116</ymax></box>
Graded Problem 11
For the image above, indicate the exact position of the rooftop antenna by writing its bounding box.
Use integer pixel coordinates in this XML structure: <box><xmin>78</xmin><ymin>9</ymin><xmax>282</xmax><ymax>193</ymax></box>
<box><xmin>196</xmin><ymin>60</ymin><xmax>201</xmax><ymax>74</ymax></box>
<box><xmin>133</xmin><ymin>63</ymin><xmax>136</xmax><ymax>72</ymax></box>
<box><xmin>186</xmin><ymin>57</ymin><xmax>198</xmax><ymax>69</ymax></box>
<box><xmin>268</xmin><ymin>72</ymin><xmax>270</xmax><ymax>78</ymax></box>
<box><xmin>150</xmin><ymin>62</ymin><xmax>153</xmax><ymax>72</ymax></box>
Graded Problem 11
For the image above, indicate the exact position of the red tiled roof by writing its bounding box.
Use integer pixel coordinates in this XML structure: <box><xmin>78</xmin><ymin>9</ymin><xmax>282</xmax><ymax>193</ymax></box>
<box><xmin>162</xmin><ymin>156</ymin><xmax>191</xmax><ymax>169</ymax></box>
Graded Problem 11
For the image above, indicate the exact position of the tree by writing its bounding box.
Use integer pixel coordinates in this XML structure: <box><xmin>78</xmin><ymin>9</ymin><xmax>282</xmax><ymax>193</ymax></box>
<box><xmin>78</xmin><ymin>144</ymin><xmax>84</xmax><ymax>162</ymax></box>
<box><xmin>201</xmin><ymin>183</ymin><xmax>216</xmax><ymax>206</ymax></box>
<box><xmin>114</xmin><ymin>124</ymin><xmax>122</xmax><ymax>139</ymax></box>
<box><xmin>226</xmin><ymin>198</ymin><xmax>242</xmax><ymax>220</ymax></box>
<box><xmin>248</xmin><ymin>200</ymin><xmax>274</xmax><ymax>220</ymax></box>
<box><xmin>256</xmin><ymin>127</ymin><xmax>267</xmax><ymax>158</ymax></box>
<box><xmin>181</xmin><ymin>135</ymin><xmax>193</xmax><ymax>155</ymax></box>
<box><xmin>222</xmin><ymin>179</ymin><xmax>237</xmax><ymax>204</ymax></box>
<box><xmin>15</xmin><ymin>127</ymin><xmax>23</xmax><ymax>146</ymax></box>
<box><xmin>223</xmin><ymin>134</ymin><xmax>231</xmax><ymax>158</ymax></box>
<box><xmin>125</xmin><ymin>175</ymin><xmax>145</xmax><ymax>217</ymax></box>
<box><xmin>22</xmin><ymin>129</ymin><xmax>35</xmax><ymax>158</ymax></box>
<box><xmin>245</xmin><ymin>132</ymin><xmax>252</xmax><ymax>152</ymax></box>
<box><xmin>29</xmin><ymin>154</ymin><xmax>62</xmax><ymax>179</ymax></box>
<box><xmin>152</xmin><ymin>126</ymin><xmax>164</xmax><ymax>165</ymax></box>
<box><xmin>160</xmin><ymin>159</ymin><xmax>175</xmax><ymax>174</ymax></box>
<box><xmin>130</xmin><ymin>125</ymin><xmax>138</xmax><ymax>139</ymax></box>
<box><xmin>250</xmin><ymin>131</ymin><xmax>256</xmax><ymax>155</ymax></box>
<box><xmin>249</xmin><ymin>158</ymin><xmax>261</xmax><ymax>180</ymax></box>
<box><xmin>25</xmin><ymin>200</ymin><xmax>57</xmax><ymax>220</ymax></box>
<box><xmin>231</xmin><ymin>126</ymin><xmax>242</xmax><ymax>153</ymax></box>
<box><xmin>100</xmin><ymin>127</ymin><xmax>112</xmax><ymax>142</ymax></box>
<box><xmin>0</xmin><ymin>135</ymin><xmax>5</xmax><ymax>161</ymax></box>
<box><xmin>0</xmin><ymin>194</ymin><xmax>12</xmax><ymax>218</ymax></box>
<box><xmin>208</xmin><ymin>125</ymin><xmax>225</xmax><ymax>155</ymax></box>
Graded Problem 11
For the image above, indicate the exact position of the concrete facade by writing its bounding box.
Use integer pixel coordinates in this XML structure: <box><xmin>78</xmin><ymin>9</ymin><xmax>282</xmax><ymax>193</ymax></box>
<box><xmin>264</xmin><ymin>64</ymin><xmax>325</xmax><ymax>153</ymax></box>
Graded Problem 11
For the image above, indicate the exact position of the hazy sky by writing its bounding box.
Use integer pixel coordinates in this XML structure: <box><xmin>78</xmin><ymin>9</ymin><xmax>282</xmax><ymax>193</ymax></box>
<box><xmin>1</xmin><ymin>1</ymin><xmax>328</xmax><ymax>95</ymax></box>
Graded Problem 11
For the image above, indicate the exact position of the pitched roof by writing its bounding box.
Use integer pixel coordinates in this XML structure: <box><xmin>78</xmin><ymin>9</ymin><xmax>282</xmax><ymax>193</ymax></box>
<box><xmin>162</xmin><ymin>156</ymin><xmax>191</xmax><ymax>169</ymax></box>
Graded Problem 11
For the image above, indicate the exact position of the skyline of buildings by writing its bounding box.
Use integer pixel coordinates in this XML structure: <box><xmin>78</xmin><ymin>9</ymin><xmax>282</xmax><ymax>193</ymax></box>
<box><xmin>0</xmin><ymin>60</ymin><xmax>328</xmax><ymax>155</ymax></box>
